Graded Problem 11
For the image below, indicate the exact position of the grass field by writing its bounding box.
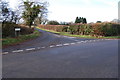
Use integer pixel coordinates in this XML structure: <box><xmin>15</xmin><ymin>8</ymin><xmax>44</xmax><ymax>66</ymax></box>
<box><xmin>2</xmin><ymin>30</ymin><xmax>40</xmax><ymax>47</ymax></box>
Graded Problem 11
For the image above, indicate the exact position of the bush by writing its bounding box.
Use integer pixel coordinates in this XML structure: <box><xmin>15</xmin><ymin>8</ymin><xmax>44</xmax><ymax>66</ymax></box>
<box><xmin>39</xmin><ymin>23</ymin><xmax>120</xmax><ymax>37</ymax></box>
<box><xmin>69</xmin><ymin>25</ymin><xmax>78</xmax><ymax>34</ymax></box>
<box><xmin>47</xmin><ymin>21</ymin><xmax>59</xmax><ymax>25</ymax></box>
<box><xmin>2</xmin><ymin>22</ymin><xmax>16</xmax><ymax>38</ymax></box>
<box><xmin>2</xmin><ymin>22</ymin><xmax>33</xmax><ymax>38</ymax></box>
<box><xmin>101</xmin><ymin>23</ymin><xmax>120</xmax><ymax>36</ymax></box>
<box><xmin>83</xmin><ymin>24</ymin><xmax>93</xmax><ymax>35</ymax></box>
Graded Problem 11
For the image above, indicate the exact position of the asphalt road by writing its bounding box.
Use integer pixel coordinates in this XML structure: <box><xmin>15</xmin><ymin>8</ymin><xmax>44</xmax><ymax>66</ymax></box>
<box><xmin>2</xmin><ymin>29</ymin><xmax>118</xmax><ymax>78</ymax></box>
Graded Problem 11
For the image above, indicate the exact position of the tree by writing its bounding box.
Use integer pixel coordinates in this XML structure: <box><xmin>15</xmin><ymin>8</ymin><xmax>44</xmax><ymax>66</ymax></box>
<box><xmin>96</xmin><ymin>21</ymin><xmax>102</xmax><ymax>23</ymax></box>
<box><xmin>34</xmin><ymin>2</ymin><xmax>48</xmax><ymax>25</ymax></box>
<box><xmin>47</xmin><ymin>20</ymin><xmax>59</xmax><ymax>25</ymax></box>
<box><xmin>0</xmin><ymin>1</ymin><xmax>10</xmax><ymax>24</ymax></box>
<box><xmin>75</xmin><ymin>17</ymin><xmax>79</xmax><ymax>23</ymax></box>
<box><xmin>78</xmin><ymin>17</ymin><xmax>81</xmax><ymax>23</ymax></box>
<box><xmin>75</xmin><ymin>17</ymin><xmax>87</xmax><ymax>24</ymax></box>
<box><xmin>22</xmin><ymin>0</ymin><xmax>48</xmax><ymax>28</ymax></box>
<box><xmin>83</xmin><ymin>18</ymin><xmax>87</xmax><ymax>24</ymax></box>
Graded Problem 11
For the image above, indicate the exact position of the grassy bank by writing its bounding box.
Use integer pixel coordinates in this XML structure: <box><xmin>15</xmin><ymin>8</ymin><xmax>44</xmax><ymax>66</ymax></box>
<box><xmin>37</xmin><ymin>27</ymin><xmax>120</xmax><ymax>39</ymax></box>
<box><xmin>2</xmin><ymin>30</ymin><xmax>40</xmax><ymax>47</ymax></box>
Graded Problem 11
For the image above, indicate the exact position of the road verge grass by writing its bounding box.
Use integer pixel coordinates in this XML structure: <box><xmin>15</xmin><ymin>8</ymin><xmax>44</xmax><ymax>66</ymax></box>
<box><xmin>2</xmin><ymin>30</ymin><xmax>40</xmax><ymax>47</ymax></box>
<box><xmin>37</xmin><ymin>27</ymin><xmax>120</xmax><ymax>39</ymax></box>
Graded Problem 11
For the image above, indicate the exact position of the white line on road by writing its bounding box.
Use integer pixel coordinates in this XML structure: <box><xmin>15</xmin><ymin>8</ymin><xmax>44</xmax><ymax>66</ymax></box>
<box><xmin>76</xmin><ymin>42</ymin><xmax>82</xmax><ymax>43</ymax></box>
<box><xmin>69</xmin><ymin>37</ymin><xmax>76</xmax><ymax>38</ymax></box>
<box><xmin>41</xmin><ymin>47</ymin><xmax>45</xmax><ymax>49</ymax></box>
<box><xmin>81</xmin><ymin>41</ymin><xmax>85</xmax><ymax>43</ymax></box>
<box><xmin>26</xmin><ymin>48</ymin><xmax>35</xmax><ymax>51</ymax></box>
<box><xmin>37</xmin><ymin>47</ymin><xmax>41</xmax><ymax>49</ymax></box>
<box><xmin>96</xmin><ymin>39</ymin><xmax>100</xmax><ymax>41</ymax></box>
<box><xmin>74</xmin><ymin>40</ymin><xmax>79</xmax><ymax>41</ymax></box>
<box><xmin>105</xmin><ymin>39</ymin><xmax>111</xmax><ymax>40</ymax></box>
<box><xmin>2</xmin><ymin>52</ymin><xmax>8</xmax><ymax>55</ymax></box>
<box><xmin>12</xmin><ymin>50</ymin><xmax>23</xmax><ymax>53</ymax></box>
<box><xmin>88</xmin><ymin>40</ymin><xmax>93</xmax><ymax>42</ymax></box>
<box><xmin>92</xmin><ymin>40</ymin><xmax>96</xmax><ymax>42</ymax></box>
<box><xmin>56</xmin><ymin>44</ymin><xmax>63</xmax><ymax>47</ymax></box>
<box><xmin>63</xmin><ymin>43</ymin><xmax>70</xmax><ymax>46</ymax></box>
<box><xmin>70</xmin><ymin>43</ymin><xmax>76</xmax><ymax>45</ymax></box>
<box><xmin>50</xmin><ymin>45</ymin><xmax>55</xmax><ymax>48</ymax></box>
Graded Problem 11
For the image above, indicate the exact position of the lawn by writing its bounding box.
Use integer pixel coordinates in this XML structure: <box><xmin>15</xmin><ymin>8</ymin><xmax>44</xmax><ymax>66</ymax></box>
<box><xmin>2</xmin><ymin>30</ymin><xmax>40</xmax><ymax>47</ymax></box>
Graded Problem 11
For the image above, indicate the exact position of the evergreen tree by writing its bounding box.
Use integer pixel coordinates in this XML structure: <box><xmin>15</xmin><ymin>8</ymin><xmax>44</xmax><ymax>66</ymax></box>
<box><xmin>75</xmin><ymin>17</ymin><xmax>87</xmax><ymax>24</ymax></box>
<box><xmin>75</xmin><ymin>17</ymin><xmax>79</xmax><ymax>23</ymax></box>
<box><xmin>81</xmin><ymin>17</ymin><xmax>84</xmax><ymax>23</ymax></box>
<box><xmin>79</xmin><ymin>17</ymin><xmax>82</xmax><ymax>23</ymax></box>
<box><xmin>83</xmin><ymin>18</ymin><xmax>87</xmax><ymax>24</ymax></box>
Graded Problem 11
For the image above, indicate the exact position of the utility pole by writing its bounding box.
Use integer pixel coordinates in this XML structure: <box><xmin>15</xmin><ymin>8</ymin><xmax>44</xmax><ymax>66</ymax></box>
<box><xmin>118</xmin><ymin>1</ymin><xmax>120</xmax><ymax>23</ymax></box>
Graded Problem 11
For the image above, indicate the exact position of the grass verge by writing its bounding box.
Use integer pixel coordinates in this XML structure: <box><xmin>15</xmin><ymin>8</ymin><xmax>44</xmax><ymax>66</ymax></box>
<box><xmin>37</xmin><ymin>27</ymin><xmax>120</xmax><ymax>39</ymax></box>
<box><xmin>2</xmin><ymin>30</ymin><xmax>40</xmax><ymax>47</ymax></box>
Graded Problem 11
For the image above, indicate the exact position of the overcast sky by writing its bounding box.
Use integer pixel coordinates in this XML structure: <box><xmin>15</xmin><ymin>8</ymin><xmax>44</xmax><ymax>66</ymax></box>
<box><xmin>7</xmin><ymin>0</ymin><xmax>119</xmax><ymax>23</ymax></box>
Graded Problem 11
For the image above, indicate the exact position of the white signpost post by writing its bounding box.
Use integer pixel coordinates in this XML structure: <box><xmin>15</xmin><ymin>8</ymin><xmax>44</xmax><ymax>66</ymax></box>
<box><xmin>15</xmin><ymin>28</ymin><xmax>21</xmax><ymax>37</ymax></box>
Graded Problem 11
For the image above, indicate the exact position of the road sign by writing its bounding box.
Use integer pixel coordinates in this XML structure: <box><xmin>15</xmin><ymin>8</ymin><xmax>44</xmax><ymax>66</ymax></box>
<box><xmin>15</xmin><ymin>28</ymin><xmax>21</xmax><ymax>37</ymax></box>
<box><xmin>15</xmin><ymin>28</ymin><xmax>21</xmax><ymax>31</ymax></box>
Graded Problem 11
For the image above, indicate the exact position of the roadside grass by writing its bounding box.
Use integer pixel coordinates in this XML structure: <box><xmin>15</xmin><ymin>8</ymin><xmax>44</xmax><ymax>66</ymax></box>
<box><xmin>36</xmin><ymin>27</ymin><xmax>60</xmax><ymax>34</ymax></box>
<box><xmin>2</xmin><ymin>30</ymin><xmax>40</xmax><ymax>47</ymax></box>
<box><xmin>37</xmin><ymin>27</ymin><xmax>120</xmax><ymax>39</ymax></box>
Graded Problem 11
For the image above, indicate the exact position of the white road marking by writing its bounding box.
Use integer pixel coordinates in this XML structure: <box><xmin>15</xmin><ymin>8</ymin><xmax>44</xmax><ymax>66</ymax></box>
<box><xmin>70</xmin><ymin>43</ymin><xmax>76</xmax><ymax>45</ymax></box>
<box><xmin>50</xmin><ymin>45</ymin><xmax>55</xmax><ymax>48</ymax></box>
<box><xmin>37</xmin><ymin>47</ymin><xmax>41</xmax><ymax>49</ymax></box>
<box><xmin>105</xmin><ymin>39</ymin><xmax>111</xmax><ymax>40</ymax></box>
<box><xmin>63</xmin><ymin>43</ymin><xmax>70</xmax><ymax>46</ymax></box>
<box><xmin>69</xmin><ymin>37</ymin><xmax>75</xmax><ymax>39</ymax></box>
<box><xmin>77</xmin><ymin>42</ymin><xmax>82</xmax><ymax>43</ymax></box>
<box><xmin>74</xmin><ymin>40</ymin><xmax>79</xmax><ymax>41</ymax></box>
<box><xmin>82</xmin><ymin>41</ymin><xmax>87</xmax><ymax>43</ymax></box>
<box><xmin>41</xmin><ymin>47</ymin><xmax>45</xmax><ymax>49</ymax></box>
<box><xmin>93</xmin><ymin>40</ymin><xmax>96</xmax><ymax>42</ymax></box>
<box><xmin>26</xmin><ymin>48</ymin><xmax>35</xmax><ymax>51</ymax></box>
<box><xmin>81</xmin><ymin>41</ymin><xmax>85</xmax><ymax>43</ymax></box>
<box><xmin>2</xmin><ymin>52</ymin><xmax>8</xmax><ymax>55</ymax></box>
<box><xmin>3</xmin><ymin>38</ymin><xmax>112</xmax><ymax>54</ymax></box>
<box><xmin>84</xmin><ymin>40</ymin><xmax>89</xmax><ymax>42</ymax></box>
<box><xmin>88</xmin><ymin>40</ymin><xmax>93</xmax><ymax>42</ymax></box>
<box><xmin>63</xmin><ymin>36</ymin><xmax>68</xmax><ymax>38</ymax></box>
<box><xmin>96</xmin><ymin>39</ymin><xmax>100</xmax><ymax>41</ymax></box>
<box><xmin>56</xmin><ymin>44</ymin><xmax>63</xmax><ymax>47</ymax></box>
<box><xmin>12</xmin><ymin>50</ymin><xmax>23</xmax><ymax>53</ymax></box>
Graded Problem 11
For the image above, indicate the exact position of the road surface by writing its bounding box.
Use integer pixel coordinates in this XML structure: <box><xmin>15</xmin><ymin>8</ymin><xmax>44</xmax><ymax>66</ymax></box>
<box><xmin>2</xmin><ymin>29</ymin><xmax>118</xmax><ymax>78</ymax></box>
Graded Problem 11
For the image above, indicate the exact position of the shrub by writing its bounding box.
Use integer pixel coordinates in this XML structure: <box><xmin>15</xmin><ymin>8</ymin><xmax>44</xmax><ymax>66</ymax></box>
<box><xmin>84</xmin><ymin>24</ymin><xmax>93</xmax><ymax>35</ymax></box>
<box><xmin>62</xmin><ymin>26</ymin><xmax>68</xmax><ymax>32</ymax></box>
<box><xmin>47</xmin><ymin>21</ymin><xmax>59</xmax><ymax>25</ymax></box>
<box><xmin>101</xmin><ymin>23</ymin><xmax>120</xmax><ymax>36</ymax></box>
<box><xmin>2</xmin><ymin>22</ymin><xmax>33</xmax><ymax>38</ymax></box>
<box><xmin>38</xmin><ymin>23</ymin><xmax>120</xmax><ymax>37</ymax></box>
<box><xmin>69</xmin><ymin>25</ymin><xmax>78</xmax><ymax>34</ymax></box>
<box><xmin>2</xmin><ymin>22</ymin><xmax>16</xmax><ymax>38</ymax></box>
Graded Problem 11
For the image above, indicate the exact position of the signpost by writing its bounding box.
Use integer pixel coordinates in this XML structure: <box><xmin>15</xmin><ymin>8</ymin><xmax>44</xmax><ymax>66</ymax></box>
<box><xmin>15</xmin><ymin>28</ymin><xmax>21</xmax><ymax>37</ymax></box>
